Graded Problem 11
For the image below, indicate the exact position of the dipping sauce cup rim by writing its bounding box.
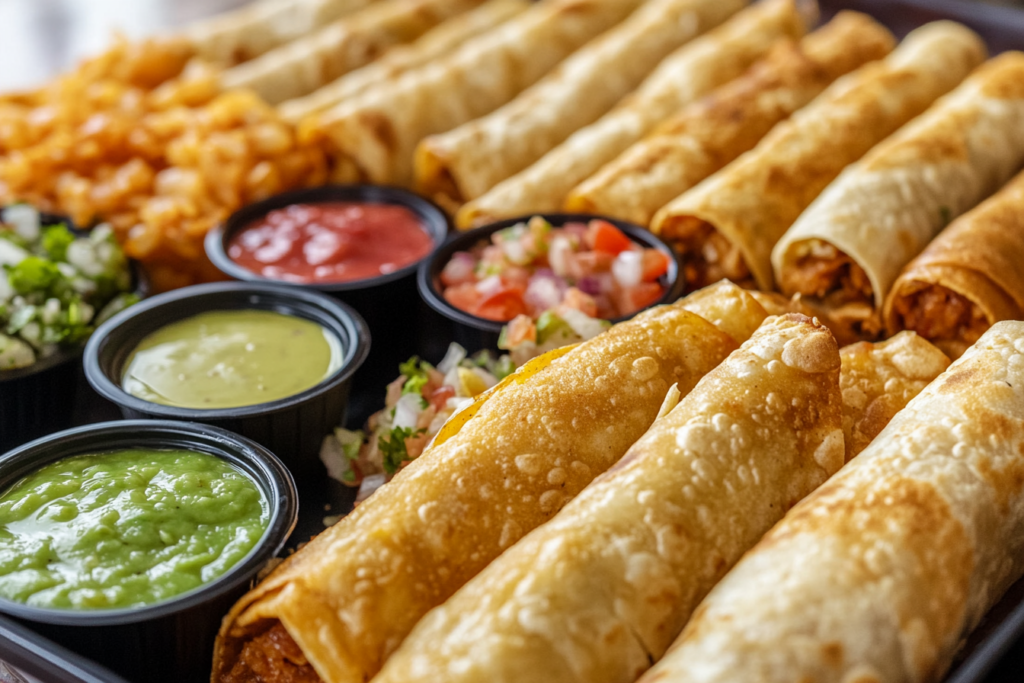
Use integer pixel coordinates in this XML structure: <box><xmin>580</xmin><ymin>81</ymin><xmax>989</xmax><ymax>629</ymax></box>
<box><xmin>83</xmin><ymin>281</ymin><xmax>370</xmax><ymax>420</ymax></box>
<box><xmin>205</xmin><ymin>184</ymin><xmax>450</xmax><ymax>292</ymax></box>
<box><xmin>0</xmin><ymin>419</ymin><xmax>298</xmax><ymax>625</ymax></box>
<box><xmin>417</xmin><ymin>212</ymin><xmax>685</xmax><ymax>334</ymax></box>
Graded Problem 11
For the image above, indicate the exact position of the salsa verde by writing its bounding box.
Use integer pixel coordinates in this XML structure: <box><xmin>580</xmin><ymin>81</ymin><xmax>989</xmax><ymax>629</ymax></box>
<box><xmin>0</xmin><ymin>449</ymin><xmax>268</xmax><ymax>610</ymax></box>
<box><xmin>122</xmin><ymin>309</ymin><xmax>341</xmax><ymax>409</ymax></box>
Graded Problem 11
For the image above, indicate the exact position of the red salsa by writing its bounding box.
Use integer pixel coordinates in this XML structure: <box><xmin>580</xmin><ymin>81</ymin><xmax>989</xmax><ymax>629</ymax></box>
<box><xmin>228</xmin><ymin>202</ymin><xmax>434</xmax><ymax>284</ymax></box>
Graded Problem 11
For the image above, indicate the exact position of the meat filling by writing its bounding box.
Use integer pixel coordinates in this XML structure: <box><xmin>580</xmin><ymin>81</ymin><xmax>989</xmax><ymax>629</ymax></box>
<box><xmin>222</xmin><ymin>623</ymin><xmax>322</xmax><ymax>683</ymax></box>
<box><xmin>891</xmin><ymin>281</ymin><xmax>989</xmax><ymax>347</ymax></box>
<box><xmin>662</xmin><ymin>217</ymin><xmax>754</xmax><ymax>290</ymax></box>
<box><xmin>781</xmin><ymin>240</ymin><xmax>880</xmax><ymax>338</ymax></box>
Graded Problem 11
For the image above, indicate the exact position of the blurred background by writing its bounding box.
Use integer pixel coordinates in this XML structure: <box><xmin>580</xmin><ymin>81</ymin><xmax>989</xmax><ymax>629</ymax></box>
<box><xmin>0</xmin><ymin>0</ymin><xmax>1021</xmax><ymax>91</ymax></box>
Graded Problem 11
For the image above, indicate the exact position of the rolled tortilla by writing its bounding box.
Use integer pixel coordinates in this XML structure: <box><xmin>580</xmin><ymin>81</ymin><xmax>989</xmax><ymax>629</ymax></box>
<box><xmin>454</xmin><ymin>0</ymin><xmax>811</xmax><ymax>229</ymax></box>
<box><xmin>838</xmin><ymin>331</ymin><xmax>949</xmax><ymax>461</ymax></box>
<box><xmin>883</xmin><ymin>169</ymin><xmax>1024</xmax><ymax>360</ymax></box>
<box><xmin>218</xmin><ymin>0</ymin><xmax>479</xmax><ymax>105</ymax></box>
<box><xmin>307</xmin><ymin>0</ymin><xmax>645</xmax><ymax>187</ymax></box>
<box><xmin>374</xmin><ymin>314</ymin><xmax>844</xmax><ymax>683</ymax></box>
<box><xmin>182</xmin><ymin>0</ymin><xmax>375</xmax><ymax>66</ymax></box>
<box><xmin>564</xmin><ymin>12</ymin><xmax>894</xmax><ymax>225</ymax></box>
<box><xmin>212</xmin><ymin>301</ymin><xmax>741</xmax><ymax>683</ymax></box>
<box><xmin>651</xmin><ymin>21</ymin><xmax>986</xmax><ymax>294</ymax></box>
<box><xmin>774</xmin><ymin>52</ymin><xmax>1024</xmax><ymax>342</ymax></box>
<box><xmin>278</xmin><ymin>0</ymin><xmax>529</xmax><ymax>124</ymax></box>
<box><xmin>639</xmin><ymin>320</ymin><xmax>1024</xmax><ymax>683</ymax></box>
<box><xmin>414</xmin><ymin>0</ymin><xmax>746</xmax><ymax>214</ymax></box>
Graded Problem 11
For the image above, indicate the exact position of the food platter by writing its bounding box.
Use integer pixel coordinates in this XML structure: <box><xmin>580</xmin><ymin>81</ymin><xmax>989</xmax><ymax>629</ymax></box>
<box><xmin>2</xmin><ymin>0</ymin><xmax>1024</xmax><ymax>681</ymax></box>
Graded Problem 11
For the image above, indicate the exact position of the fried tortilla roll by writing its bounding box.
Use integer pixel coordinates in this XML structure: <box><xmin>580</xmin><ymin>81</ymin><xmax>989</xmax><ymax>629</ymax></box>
<box><xmin>774</xmin><ymin>53</ymin><xmax>1024</xmax><ymax>342</ymax></box>
<box><xmin>308</xmin><ymin>0</ymin><xmax>644</xmax><ymax>187</ymax></box>
<box><xmin>218</xmin><ymin>0</ymin><xmax>478</xmax><ymax>105</ymax></box>
<box><xmin>884</xmin><ymin>170</ymin><xmax>1024</xmax><ymax>360</ymax></box>
<box><xmin>565</xmin><ymin>12</ymin><xmax>894</xmax><ymax>225</ymax></box>
<box><xmin>639</xmin><ymin>321</ymin><xmax>1024</xmax><ymax>683</ymax></box>
<box><xmin>278</xmin><ymin>0</ymin><xmax>528</xmax><ymax>124</ymax></box>
<box><xmin>212</xmin><ymin>303</ymin><xmax>742</xmax><ymax>683</ymax></box>
<box><xmin>375</xmin><ymin>315</ymin><xmax>844</xmax><ymax>683</ymax></box>
<box><xmin>414</xmin><ymin>0</ymin><xmax>745</xmax><ymax>214</ymax></box>
<box><xmin>838</xmin><ymin>332</ymin><xmax>949</xmax><ymax>461</ymax></box>
<box><xmin>183</xmin><ymin>0</ymin><xmax>374</xmax><ymax>66</ymax></box>
<box><xmin>651</xmin><ymin>21</ymin><xmax>986</xmax><ymax>293</ymax></box>
<box><xmin>455</xmin><ymin>0</ymin><xmax>810</xmax><ymax>229</ymax></box>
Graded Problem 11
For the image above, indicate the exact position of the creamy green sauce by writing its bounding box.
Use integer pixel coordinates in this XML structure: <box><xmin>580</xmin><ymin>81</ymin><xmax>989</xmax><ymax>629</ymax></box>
<box><xmin>0</xmin><ymin>449</ymin><xmax>268</xmax><ymax>610</ymax></box>
<box><xmin>122</xmin><ymin>309</ymin><xmax>341</xmax><ymax>409</ymax></box>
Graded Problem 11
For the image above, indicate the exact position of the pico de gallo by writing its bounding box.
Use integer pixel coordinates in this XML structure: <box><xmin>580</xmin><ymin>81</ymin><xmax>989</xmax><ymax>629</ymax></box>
<box><xmin>320</xmin><ymin>309</ymin><xmax>610</xmax><ymax>505</ymax></box>
<box><xmin>439</xmin><ymin>216</ymin><xmax>670</xmax><ymax>322</ymax></box>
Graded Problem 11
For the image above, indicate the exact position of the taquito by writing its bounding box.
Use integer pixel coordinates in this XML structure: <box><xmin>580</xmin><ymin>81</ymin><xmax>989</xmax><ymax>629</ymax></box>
<box><xmin>414</xmin><ymin>0</ymin><xmax>745</xmax><ymax>214</ymax></box>
<box><xmin>639</xmin><ymin>320</ymin><xmax>1024</xmax><ymax>683</ymax></box>
<box><xmin>565</xmin><ymin>12</ymin><xmax>894</xmax><ymax>225</ymax></box>
<box><xmin>308</xmin><ymin>0</ymin><xmax>644</xmax><ymax>186</ymax></box>
<box><xmin>218</xmin><ymin>0</ymin><xmax>478</xmax><ymax>105</ymax></box>
<box><xmin>455</xmin><ymin>0</ymin><xmax>811</xmax><ymax>229</ymax></box>
<box><xmin>651</xmin><ymin>21</ymin><xmax>986</xmax><ymax>293</ymax></box>
<box><xmin>884</xmin><ymin>169</ymin><xmax>1024</xmax><ymax>360</ymax></box>
<box><xmin>375</xmin><ymin>314</ymin><xmax>844</xmax><ymax>683</ymax></box>
<box><xmin>774</xmin><ymin>52</ymin><xmax>1024</xmax><ymax>342</ymax></box>
<box><xmin>838</xmin><ymin>331</ymin><xmax>949</xmax><ymax>461</ymax></box>
<box><xmin>278</xmin><ymin>0</ymin><xmax>528</xmax><ymax>124</ymax></box>
<box><xmin>212</xmin><ymin>302</ymin><xmax>741</xmax><ymax>683</ymax></box>
<box><xmin>183</xmin><ymin>0</ymin><xmax>374</xmax><ymax>66</ymax></box>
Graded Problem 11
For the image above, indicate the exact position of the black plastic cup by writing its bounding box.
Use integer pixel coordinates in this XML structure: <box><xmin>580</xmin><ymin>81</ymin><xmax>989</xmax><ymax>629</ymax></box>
<box><xmin>0</xmin><ymin>212</ymin><xmax>148</xmax><ymax>453</ymax></box>
<box><xmin>418</xmin><ymin>213</ymin><xmax>686</xmax><ymax>352</ymax></box>
<box><xmin>0</xmin><ymin>420</ymin><xmax>298</xmax><ymax>683</ymax></box>
<box><xmin>204</xmin><ymin>185</ymin><xmax>451</xmax><ymax>426</ymax></box>
<box><xmin>83</xmin><ymin>282</ymin><xmax>369</xmax><ymax>476</ymax></box>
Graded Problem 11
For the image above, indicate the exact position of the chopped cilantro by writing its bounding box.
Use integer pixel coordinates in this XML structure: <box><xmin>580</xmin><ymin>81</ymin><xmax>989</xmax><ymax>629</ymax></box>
<box><xmin>41</xmin><ymin>224</ymin><xmax>74</xmax><ymax>262</ymax></box>
<box><xmin>6</xmin><ymin>257</ymin><xmax>62</xmax><ymax>295</ymax></box>
<box><xmin>379</xmin><ymin>426</ymin><xmax>426</xmax><ymax>475</ymax></box>
<box><xmin>399</xmin><ymin>356</ymin><xmax>431</xmax><ymax>396</ymax></box>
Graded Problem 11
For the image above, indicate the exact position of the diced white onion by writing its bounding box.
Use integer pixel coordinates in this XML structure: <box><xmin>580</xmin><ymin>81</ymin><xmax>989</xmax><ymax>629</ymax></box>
<box><xmin>612</xmin><ymin>250</ymin><xmax>643</xmax><ymax>288</ymax></box>
<box><xmin>437</xmin><ymin>342</ymin><xmax>467</xmax><ymax>374</ymax></box>
<box><xmin>2</xmin><ymin>205</ymin><xmax>40</xmax><ymax>241</ymax></box>
<box><xmin>393</xmin><ymin>393</ymin><xmax>424</xmax><ymax>430</ymax></box>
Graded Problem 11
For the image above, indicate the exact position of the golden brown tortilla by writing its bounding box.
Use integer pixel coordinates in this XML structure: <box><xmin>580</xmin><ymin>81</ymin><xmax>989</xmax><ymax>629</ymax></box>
<box><xmin>639</xmin><ymin>320</ymin><xmax>1024</xmax><ymax>683</ymax></box>
<box><xmin>564</xmin><ymin>11</ymin><xmax>894</xmax><ymax>225</ymax></box>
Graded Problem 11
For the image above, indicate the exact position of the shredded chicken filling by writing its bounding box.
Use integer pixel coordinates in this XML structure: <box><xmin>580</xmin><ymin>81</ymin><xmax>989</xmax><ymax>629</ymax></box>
<box><xmin>664</xmin><ymin>217</ymin><xmax>753</xmax><ymax>290</ymax></box>
<box><xmin>782</xmin><ymin>240</ymin><xmax>881</xmax><ymax>337</ymax></box>
<box><xmin>891</xmin><ymin>281</ymin><xmax>989</xmax><ymax>345</ymax></box>
<box><xmin>223</xmin><ymin>623</ymin><xmax>322</xmax><ymax>683</ymax></box>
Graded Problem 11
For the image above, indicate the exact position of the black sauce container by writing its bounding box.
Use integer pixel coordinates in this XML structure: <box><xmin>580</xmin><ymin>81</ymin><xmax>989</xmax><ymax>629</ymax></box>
<box><xmin>0</xmin><ymin>420</ymin><xmax>298</xmax><ymax>683</ymax></box>
<box><xmin>83</xmin><ymin>282</ymin><xmax>369</xmax><ymax>477</ymax></box>
<box><xmin>204</xmin><ymin>185</ymin><xmax>451</xmax><ymax>425</ymax></box>
<box><xmin>0</xmin><ymin>213</ymin><xmax>148</xmax><ymax>453</ymax></box>
<box><xmin>418</xmin><ymin>214</ymin><xmax>685</xmax><ymax>352</ymax></box>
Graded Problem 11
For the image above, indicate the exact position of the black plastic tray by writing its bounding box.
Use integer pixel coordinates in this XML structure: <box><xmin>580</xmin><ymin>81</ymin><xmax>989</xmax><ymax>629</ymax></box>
<box><xmin>4</xmin><ymin>0</ymin><xmax>1024</xmax><ymax>680</ymax></box>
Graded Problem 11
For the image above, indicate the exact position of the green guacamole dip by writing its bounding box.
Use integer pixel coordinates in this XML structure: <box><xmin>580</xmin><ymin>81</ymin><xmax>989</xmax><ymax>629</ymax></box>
<box><xmin>122</xmin><ymin>309</ymin><xmax>342</xmax><ymax>409</ymax></box>
<box><xmin>0</xmin><ymin>449</ymin><xmax>268</xmax><ymax>610</ymax></box>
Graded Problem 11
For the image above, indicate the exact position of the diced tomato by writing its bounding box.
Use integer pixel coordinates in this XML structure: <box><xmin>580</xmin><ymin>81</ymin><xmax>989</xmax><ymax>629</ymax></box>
<box><xmin>617</xmin><ymin>282</ymin><xmax>665</xmax><ymax>315</ymax></box>
<box><xmin>575</xmin><ymin>251</ymin><xmax>614</xmax><ymax>274</ymax></box>
<box><xmin>428</xmin><ymin>384</ymin><xmax>456</xmax><ymax>412</ymax></box>
<box><xmin>500</xmin><ymin>266</ymin><xmax>531</xmax><ymax>293</ymax></box>
<box><xmin>444</xmin><ymin>282</ymin><xmax>482</xmax><ymax>313</ymax></box>
<box><xmin>641</xmin><ymin>249</ymin><xmax>671</xmax><ymax>282</ymax></box>
<box><xmin>589</xmin><ymin>219</ymin><xmax>633</xmax><ymax>255</ymax></box>
<box><xmin>562</xmin><ymin>286</ymin><xmax>599</xmax><ymax>318</ymax></box>
<box><xmin>475</xmin><ymin>288</ymin><xmax>528</xmax><ymax>321</ymax></box>
<box><xmin>505</xmin><ymin>314</ymin><xmax>537</xmax><ymax>346</ymax></box>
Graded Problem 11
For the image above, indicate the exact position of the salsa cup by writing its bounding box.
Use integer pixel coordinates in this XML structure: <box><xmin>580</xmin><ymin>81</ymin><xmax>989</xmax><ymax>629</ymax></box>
<box><xmin>418</xmin><ymin>213</ymin><xmax>685</xmax><ymax>352</ymax></box>
<box><xmin>0</xmin><ymin>419</ymin><xmax>298</xmax><ymax>683</ymax></box>
<box><xmin>83</xmin><ymin>282</ymin><xmax>369</xmax><ymax>476</ymax></box>
<box><xmin>204</xmin><ymin>185</ymin><xmax>451</xmax><ymax>423</ymax></box>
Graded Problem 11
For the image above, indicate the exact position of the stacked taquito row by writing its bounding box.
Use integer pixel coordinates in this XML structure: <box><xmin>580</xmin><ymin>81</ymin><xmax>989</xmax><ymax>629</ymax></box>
<box><xmin>773</xmin><ymin>50</ymin><xmax>1024</xmax><ymax>340</ymax></box>
<box><xmin>639</xmin><ymin>320</ymin><xmax>1024</xmax><ymax>683</ymax></box>
<box><xmin>212</xmin><ymin>281</ymin><xmax>948</xmax><ymax>683</ymax></box>
<box><xmin>375</xmin><ymin>316</ymin><xmax>949</xmax><ymax>683</ymax></box>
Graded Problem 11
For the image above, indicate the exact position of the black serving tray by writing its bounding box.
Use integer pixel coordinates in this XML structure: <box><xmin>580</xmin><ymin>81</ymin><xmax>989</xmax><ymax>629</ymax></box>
<box><xmin>5</xmin><ymin>0</ymin><xmax>1024</xmax><ymax>681</ymax></box>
